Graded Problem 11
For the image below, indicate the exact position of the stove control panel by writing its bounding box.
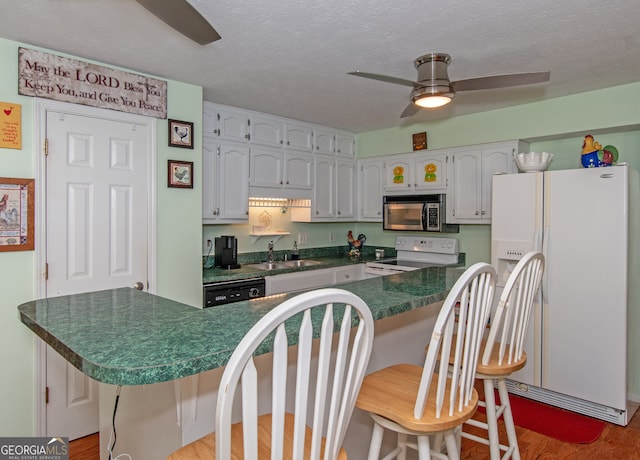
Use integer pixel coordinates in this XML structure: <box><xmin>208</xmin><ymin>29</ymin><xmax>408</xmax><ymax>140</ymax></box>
<box><xmin>395</xmin><ymin>236</ymin><xmax>459</xmax><ymax>254</ymax></box>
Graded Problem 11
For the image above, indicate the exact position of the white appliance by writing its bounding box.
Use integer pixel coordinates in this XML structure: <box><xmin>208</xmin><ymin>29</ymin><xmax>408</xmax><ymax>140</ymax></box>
<box><xmin>365</xmin><ymin>236</ymin><xmax>459</xmax><ymax>277</ymax></box>
<box><xmin>491</xmin><ymin>164</ymin><xmax>640</xmax><ymax>425</ymax></box>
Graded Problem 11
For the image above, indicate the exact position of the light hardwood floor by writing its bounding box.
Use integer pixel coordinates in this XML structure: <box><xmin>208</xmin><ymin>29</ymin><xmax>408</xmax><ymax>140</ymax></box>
<box><xmin>70</xmin><ymin>406</ymin><xmax>640</xmax><ymax>460</ymax></box>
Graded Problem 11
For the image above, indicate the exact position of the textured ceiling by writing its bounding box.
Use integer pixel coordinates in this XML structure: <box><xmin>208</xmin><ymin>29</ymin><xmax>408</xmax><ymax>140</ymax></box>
<box><xmin>1</xmin><ymin>0</ymin><xmax>639</xmax><ymax>133</ymax></box>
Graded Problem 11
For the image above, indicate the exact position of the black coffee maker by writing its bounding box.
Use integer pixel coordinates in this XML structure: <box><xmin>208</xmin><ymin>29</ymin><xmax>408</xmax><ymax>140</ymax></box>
<box><xmin>214</xmin><ymin>235</ymin><xmax>240</xmax><ymax>269</ymax></box>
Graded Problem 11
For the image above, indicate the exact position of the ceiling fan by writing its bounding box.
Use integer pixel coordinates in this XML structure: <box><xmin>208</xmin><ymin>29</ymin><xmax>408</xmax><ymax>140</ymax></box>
<box><xmin>135</xmin><ymin>0</ymin><xmax>221</xmax><ymax>45</ymax></box>
<box><xmin>349</xmin><ymin>53</ymin><xmax>550</xmax><ymax>117</ymax></box>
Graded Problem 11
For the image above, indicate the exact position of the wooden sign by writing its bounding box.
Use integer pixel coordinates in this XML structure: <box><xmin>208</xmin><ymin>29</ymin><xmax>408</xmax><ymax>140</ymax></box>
<box><xmin>0</xmin><ymin>102</ymin><xmax>21</xmax><ymax>149</ymax></box>
<box><xmin>18</xmin><ymin>47</ymin><xmax>167</xmax><ymax>119</ymax></box>
<box><xmin>413</xmin><ymin>132</ymin><xmax>427</xmax><ymax>151</ymax></box>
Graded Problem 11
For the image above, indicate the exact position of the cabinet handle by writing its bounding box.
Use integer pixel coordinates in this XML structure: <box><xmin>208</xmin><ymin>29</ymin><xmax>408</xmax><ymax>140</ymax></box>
<box><xmin>475</xmin><ymin>211</ymin><xmax>479</xmax><ymax>215</ymax></box>
<box><xmin>245</xmin><ymin>133</ymin><xmax>250</xmax><ymax>140</ymax></box>
<box><xmin>280</xmin><ymin>140</ymin><xmax>283</xmax><ymax>144</ymax></box>
<box><xmin>286</xmin><ymin>180</ymin><xmax>289</xmax><ymax>184</ymax></box>
<box><xmin>213</xmin><ymin>208</ymin><xmax>219</xmax><ymax>215</ymax></box>
<box><xmin>315</xmin><ymin>210</ymin><xmax>319</xmax><ymax>215</ymax></box>
<box><xmin>287</xmin><ymin>141</ymin><xmax>290</xmax><ymax>145</ymax></box>
<box><xmin>338</xmin><ymin>211</ymin><xmax>341</xmax><ymax>215</ymax></box>
<box><xmin>407</xmin><ymin>184</ymin><xmax>411</xmax><ymax>187</ymax></box>
<box><xmin>481</xmin><ymin>210</ymin><xmax>486</xmax><ymax>215</ymax></box>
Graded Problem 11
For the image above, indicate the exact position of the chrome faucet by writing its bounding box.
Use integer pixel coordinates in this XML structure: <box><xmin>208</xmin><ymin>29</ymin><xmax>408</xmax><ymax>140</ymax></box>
<box><xmin>268</xmin><ymin>240</ymin><xmax>274</xmax><ymax>263</ymax></box>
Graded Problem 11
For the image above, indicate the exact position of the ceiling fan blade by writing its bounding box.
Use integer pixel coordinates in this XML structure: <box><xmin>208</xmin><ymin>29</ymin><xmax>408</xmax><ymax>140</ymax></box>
<box><xmin>135</xmin><ymin>0</ymin><xmax>221</xmax><ymax>45</ymax></box>
<box><xmin>400</xmin><ymin>103</ymin><xmax>420</xmax><ymax>118</ymax></box>
<box><xmin>453</xmin><ymin>71</ymin><xmax>550</xmax><ymax>92</ymax></box>
<box><xmin>348</xmin><ymin>71</ymin><xmax>421</xmax><ymax>88</ymax></box>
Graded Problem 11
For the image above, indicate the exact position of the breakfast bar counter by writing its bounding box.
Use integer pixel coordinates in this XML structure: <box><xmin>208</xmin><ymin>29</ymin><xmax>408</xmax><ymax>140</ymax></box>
<box><xmin>18</xmin><ymin>266</ymin><xmax>463</xmax><ymax>386</ymax></box>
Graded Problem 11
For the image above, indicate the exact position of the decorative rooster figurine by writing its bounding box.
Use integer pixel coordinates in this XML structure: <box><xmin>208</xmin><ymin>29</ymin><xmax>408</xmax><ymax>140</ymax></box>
<box><xmin>347</xmin><ymin>231</ymin><xmax>367</xmax><ymax>256</ymax></box>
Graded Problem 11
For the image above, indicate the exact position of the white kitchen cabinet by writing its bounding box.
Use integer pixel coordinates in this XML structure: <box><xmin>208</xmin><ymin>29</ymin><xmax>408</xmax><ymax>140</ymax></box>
<box><xmin>383</xmin><ymin>156</ymin><xmax>414</xmax><ymax>193</ymax></box>
<box><xmin>249</xmin><ymin>146</ymin><xmax>313</xmax><ymax>192</ymax></box>
<box><xmin>446</xmin><ymin>141</ymin><xmax>524</xmax><ymax>224</ymax></box>
<box><xmin>203</xmin><ymin>102</ymin><xmax>250</xmax><ymax>143</ymax></box>
<box><xmin>249</xmin><ymin>112</ymin><xmax>284</xmax><ymax>148</ymax></box>
<box><xmin>382</xmin><ymin>151</ymin><xmax>448</xmax><ymax>194</ymax></box>
<box><xmin>202</xmin><ymin>139</ymin><xmax>250</xmax><ymax>223</ymax></box>
<box><xmin>336</xmin><ymin>158</ymin><xmax>356</xmax><ymax>219</ymax></box>
<box><xmin>311</xmin><ymin>154</ymin><xmax>335</xmax><ymax>218</ymax></box>
<box><xmin>292</xmin><ymin>155</ymin><xmax>356</xmax><ymax>222</ymax></box>
<box><xmin>284</xmin><ymin>121</ymin><xmax>314</xmax><ymax>152</ymax></box>
<box><xmin>265</xmin><ymin>264</ymin><xmax>365</xmax><ymax>295</ymax></box>
<box><xmin>358</xmin><ymin>157</ymin><xmax>384</xmax><ymax>221</ymax></box>
<box><xmin>313</xmin><ymin>127</ymin><xmax>337</xmax><ymax>155</ymax></box>
<box><xmin>266</xmin><ymin>268</ymin><xmax>334</xmax><ymax>296</ymax></box>
<box><xmin>336</xmin><ymin>131</ymin><xmax>356</xmax><ymax>157</ymax></box>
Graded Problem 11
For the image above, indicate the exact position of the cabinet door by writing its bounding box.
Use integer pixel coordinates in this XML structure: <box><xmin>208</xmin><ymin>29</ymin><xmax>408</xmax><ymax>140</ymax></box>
<box><xmin>249</xmin><ymin>147</ymin><xmax>283</xmax><ymax>188</ymax></box>
<box><xmin>449</xmin><ymin>149</ymin><xmax>482</xmax><ymax>221</ymax></box>
<box><xmin>202</xmin><ymin>140</ymin><xmax>219</xmax><ymax>222</ymax></box>
<box><xmin>250</xmin><ymin>113</ymin><xmax>283</xmax><ymax>148</ymax></box>
<box><xmin>266</xmin><ymin>269</ymin><xmax>334</xmax><ymax>295</ymax></box>
<box><xmin>314</xmin><ymin>128</ymin><xmax>336</xmax><ymax>155</ymax></box>
<box><xmin>336</xmin><ymin>158</ymin><xmax>356</xmax><ymax>219</ymax></box>
<box><xmin>336</xmin><ymin>131</ymin><xmax>356</xmax><ymax>157</ymax></box>
<box><xmin>358</xmin><ymin>159</ymin><xmax>384</xmax><ymax>221</ymax></box>
<box><xmin>217</xmin><ymin>107</ymin><xmax>249</xmax><ymax>143</ymax></box>
<box><xmin>481</xmin><ymin>146</ymin><xmax>515</xmax><ymax>219</ymax></box>
<box><xmin>284</xmin><ymin>151</ymin><xmax>313</xmax><ymax>190</ymax></box>
<box><xmin>218</xmin><ymin>143</ymin><xmax>250</xmax><ymax>220</ymax></box>
<box><xmin>313</xmin><ymin>155</ymin><xmax>335</xmax><ymax>218</ymax></box>
<box><xmin>285</xmin><ymin>121</ymin><xmax>314</xmax><ymax>152</ymax></box>
<box><xmin>333</xmin><ymin>265</ymin><xmax>364</xmax><ymax>284</ymax></box>
<box><xmin>414</xmin><ymin>152</ymin><xmax>447</xmax><ymax>191</ymax></box>
<box><xmin>383</xmin><ymin>157</ymin><xmax>414</xmax><ymax>193</ymax></box>
<box><xmin>202</xmin><ymin>103</ymin><xmax>218</xmax><ymax>139</ymax></box>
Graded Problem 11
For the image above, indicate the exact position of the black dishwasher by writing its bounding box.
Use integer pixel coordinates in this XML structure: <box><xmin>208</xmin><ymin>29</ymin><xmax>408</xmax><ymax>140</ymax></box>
<box><xmin>203</xmin><ymin>277</ymin><xmax>266</xmax><ymax>307</ymax></box>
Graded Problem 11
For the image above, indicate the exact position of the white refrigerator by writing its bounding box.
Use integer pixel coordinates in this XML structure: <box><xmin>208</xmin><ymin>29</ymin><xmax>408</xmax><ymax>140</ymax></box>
<box><xmin>491</xmin><ymin>164</ymin><xmax>640</xmax><ymax>425</ymax></box>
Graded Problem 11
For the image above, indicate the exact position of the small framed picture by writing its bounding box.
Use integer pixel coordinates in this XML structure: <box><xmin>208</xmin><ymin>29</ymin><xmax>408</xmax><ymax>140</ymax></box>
<box><xmin>168</xmin><ymin>119</ymin><xmax>194</xmax><ymax>149</ymax></box>
<box><xmin>412</xmin><ymin>131</ymin><xmax>427</xmax><ymax>151</ymax></box>
<box><xmin>168</xmin><ymin>160</ymin><xmax>194</xmax><ymax>189</ymax></box>
<box><xmin>0</xmin><ymin>177</ymin><xmax>35</xmax><ymax>251</ymax></box>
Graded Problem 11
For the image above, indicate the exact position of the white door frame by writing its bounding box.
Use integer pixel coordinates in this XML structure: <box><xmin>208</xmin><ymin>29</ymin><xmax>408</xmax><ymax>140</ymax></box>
<box><xmin>32</xmin><ymin>98</ymin><xmax>158</xmax><ymax>436</ymax></box>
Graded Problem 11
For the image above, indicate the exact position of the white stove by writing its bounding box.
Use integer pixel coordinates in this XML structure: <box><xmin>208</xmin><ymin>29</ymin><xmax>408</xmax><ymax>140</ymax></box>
<box><xmin>365</xmin><ymin>236</ymin><xmax>459</xmax><ymax>277</ymax></box>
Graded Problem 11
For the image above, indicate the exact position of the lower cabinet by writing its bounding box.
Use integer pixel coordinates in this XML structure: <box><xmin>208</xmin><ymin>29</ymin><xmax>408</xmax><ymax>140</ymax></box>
<box><xmin>265</xmin><ymin>265</ymin><xmax>366</xmax><ymax>295</ymax></box>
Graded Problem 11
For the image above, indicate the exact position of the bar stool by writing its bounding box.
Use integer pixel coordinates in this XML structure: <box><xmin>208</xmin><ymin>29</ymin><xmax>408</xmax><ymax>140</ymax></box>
<box><xmin>461</xmin><ymin>251</ymin><xmax>544</xmax><ymax>459</ymax></box>
<box><xmin>167</xmin><ymin>288</ymin><xmax>375</xmax><ymax>459</ymax></box>
<box><xmin>355</xmin><ymin>263</ymin><xmax>496</xmax><ymax>459</ymax></box>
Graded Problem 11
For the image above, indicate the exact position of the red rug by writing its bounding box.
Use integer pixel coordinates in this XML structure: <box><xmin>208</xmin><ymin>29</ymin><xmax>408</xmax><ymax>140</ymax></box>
<box><xmin>480</xmin><ymin>392</ymin><xmax>606</xmax><ymax>444</ymax></box>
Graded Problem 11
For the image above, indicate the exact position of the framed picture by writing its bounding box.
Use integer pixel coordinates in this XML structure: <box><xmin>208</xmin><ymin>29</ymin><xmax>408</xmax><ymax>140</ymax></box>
<box><xmin>168</xmin><ymin>119</ymin><xmax>194</xmax><ymax>149</ymax></box>
<box><xmin>0</xmin><ymin>177</ymin><xmax>34</xmax><ymax>252</ymax></box>
<box><xmin>412</xmin><ymin>131</ymin><xmax>427</xmax><ymax>151</ymax></box>
<box><xmin>168</xmin><ymin>160</ymin><xmax>194</xmax><ymax>189</ymax></box>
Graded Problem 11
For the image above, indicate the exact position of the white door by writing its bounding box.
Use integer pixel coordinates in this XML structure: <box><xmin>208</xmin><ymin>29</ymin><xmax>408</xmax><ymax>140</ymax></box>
<box><xmin>44</xmin><ymin>108</ymin><xmax>152</xmax><ymax>440</ymax></box>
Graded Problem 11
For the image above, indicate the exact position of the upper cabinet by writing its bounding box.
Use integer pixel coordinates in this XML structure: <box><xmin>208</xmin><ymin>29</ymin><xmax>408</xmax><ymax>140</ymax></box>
<box><xmin>284</xmin><ymin>121</ymin><xmax>314</xmax><ymax>152</ymax></box>
<box><xmin>203</xmin><ymin>103</ymin><xmax>250</xmax><ymax>143</ymax></box>
<box><xmin>202</xmin><ymin>138</ymin><xmax>250</xmax><ymax>224</ymax></box>
<box><xmin>446</xmin><ymin>141</ymin><xmax>526</xmax><ymax>224</ymax></box>
<box><xmin>383</xmin><ymin>151</ymin><xmax>448</xmax><ymax>194</ymax></box>
<box><xmin>358</xmin><ymin>157</ymin><xmax>384</xmax><ymax>221</ymax></box>
<box><xmin>203</xmin><ymin>102</ymin><xmax>358</xmax><ymax>223</ymax></box>
<box><xmin>250</xmin><ymin>112</ymin><xmax>284</xmax><ymax>148</ymax></box>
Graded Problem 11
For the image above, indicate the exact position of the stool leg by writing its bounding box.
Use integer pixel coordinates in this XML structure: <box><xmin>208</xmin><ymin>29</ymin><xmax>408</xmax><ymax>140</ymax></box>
<box><xmin>497</xmin><ymin>378</ymin><xmax>521</xmax><ymax>460</ymax></box>
<box><xmin>483</xmin><ymin>378</ymin><xmax>501</xmax><ymax>460</ymax></box>
<box><xmin>368</xmin><ymin>421</ymin><xmax>385</xmax><ymax>460</ymax></box>
<box><xmin>416</xmin><ymin>435</ymin><xmax>432</xmax><ymax>460</ymax></box>
<box><xmin>397</xmin><ymin>433</ymin><xmax>408</xmax><ymax>460</ymax></box>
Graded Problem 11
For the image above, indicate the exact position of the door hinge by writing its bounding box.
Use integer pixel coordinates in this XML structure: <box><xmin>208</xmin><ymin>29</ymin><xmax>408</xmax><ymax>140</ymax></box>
<box><xmin>45</xmin><ymin>386</ymin><xmax>49</xmax><ymax>404</ymax></box>
<box><xmin>44</xmin><ymin>138</ymin><xmax>49</xmax><ymax>156</ymax></box>
<box><xmin>44</xmin><ymin>263</ymin><xmax>49</xmax><ymax>280</ymax></box>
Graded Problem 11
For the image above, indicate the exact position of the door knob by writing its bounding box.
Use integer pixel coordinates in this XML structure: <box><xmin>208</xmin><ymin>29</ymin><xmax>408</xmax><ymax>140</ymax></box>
<box><xmin>133</xmin><ymin>281</ymin><xmax>144</xmax><ymax>291</ymax></box>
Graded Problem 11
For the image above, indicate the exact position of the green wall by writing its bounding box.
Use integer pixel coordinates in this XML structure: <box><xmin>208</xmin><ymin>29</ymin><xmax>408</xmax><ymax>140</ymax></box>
<box><xmin>0</xmin><ymin>37</ymin><xmax>202</xmax><ymax>436</ymax></box>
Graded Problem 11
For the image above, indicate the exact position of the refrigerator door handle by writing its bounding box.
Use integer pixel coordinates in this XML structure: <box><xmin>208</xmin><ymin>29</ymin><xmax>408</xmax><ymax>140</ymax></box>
<box><xmin>542</xmin><ymin>226</ymin><xmax>550</xmax><ymax>304</ymax></box>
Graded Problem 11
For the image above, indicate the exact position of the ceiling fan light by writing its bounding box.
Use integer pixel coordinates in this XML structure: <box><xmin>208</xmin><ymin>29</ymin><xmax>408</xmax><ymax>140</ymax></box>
<box><xmin>414</xmin><ymin>95</ymin><xmax>452</xmax><ymax>108</ymax></box>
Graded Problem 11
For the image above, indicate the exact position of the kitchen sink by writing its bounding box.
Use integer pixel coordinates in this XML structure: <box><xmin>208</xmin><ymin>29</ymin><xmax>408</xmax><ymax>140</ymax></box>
<box><xmin>247</xmin><ymin>260</ymin><xmax>324</xmax><ymax>270</ymax></box>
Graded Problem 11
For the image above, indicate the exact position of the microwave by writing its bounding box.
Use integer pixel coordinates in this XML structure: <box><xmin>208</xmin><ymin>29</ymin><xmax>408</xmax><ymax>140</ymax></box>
<box><xmin>383</xmin><ymin>194</ymin><xmax>447</xmax><ymax>232</ymax></box>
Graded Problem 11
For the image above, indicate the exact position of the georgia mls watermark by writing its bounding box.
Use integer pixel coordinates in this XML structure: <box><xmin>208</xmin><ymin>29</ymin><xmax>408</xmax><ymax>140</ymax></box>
<box><xmin>0</xmin><ymin>437</ymin><xmax>69</xmax><ymax>460</ymax></box>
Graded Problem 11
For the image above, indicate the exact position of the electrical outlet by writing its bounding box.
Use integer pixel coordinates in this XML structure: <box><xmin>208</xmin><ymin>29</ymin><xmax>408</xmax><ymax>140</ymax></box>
<box><xmin>206</xmin><ymin>239</ymin><xmax>212</xmax><ymax>248</ymax></box>
<box><xmin>329</xmin><ymin>232</ymin><xmax>335</xmax><ymax>242</ymax></box>
<box><xmin>298</xmin><ymin>232</ymin><xmax>308</xmax><ymax>245</ymax></box>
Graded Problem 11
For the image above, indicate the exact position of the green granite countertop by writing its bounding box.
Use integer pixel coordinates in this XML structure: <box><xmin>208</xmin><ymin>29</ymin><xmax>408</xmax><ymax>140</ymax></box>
<box><xmin>18</xmin><ymin>267</ymin><xmax>464</xmax><ymax>386</ymax></box>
